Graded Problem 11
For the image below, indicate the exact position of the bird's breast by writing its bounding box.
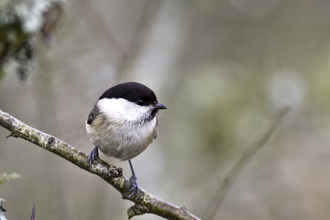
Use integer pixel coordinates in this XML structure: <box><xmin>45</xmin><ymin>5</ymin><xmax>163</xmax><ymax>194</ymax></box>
<box><xmin>86</xmin><ymin>116</ymin><xmax>158</xmax><ymax>161</ymax></box>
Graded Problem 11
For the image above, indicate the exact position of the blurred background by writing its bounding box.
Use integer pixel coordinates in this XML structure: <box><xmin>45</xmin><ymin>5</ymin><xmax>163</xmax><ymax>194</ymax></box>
<box><xmin>1</xmin><ymin>0</ymin><xmax>330</xmax><ymax>219</ymax></box>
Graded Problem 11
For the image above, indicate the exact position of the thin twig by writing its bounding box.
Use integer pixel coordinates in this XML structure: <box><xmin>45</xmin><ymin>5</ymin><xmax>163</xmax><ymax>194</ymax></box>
<box><xmin>0</xmin><ymin>108</ymin><xmax>200</xmax><ymax>220</ymax></box>
<box><xmin>202</xmin><ymin>106</ymin><xmax>291</xmax><ymax>220</ymax></box>
<box><xmin>31</xmin><ymin>203</ymin><xmax>35</xmax><ymax>220</ymax></box>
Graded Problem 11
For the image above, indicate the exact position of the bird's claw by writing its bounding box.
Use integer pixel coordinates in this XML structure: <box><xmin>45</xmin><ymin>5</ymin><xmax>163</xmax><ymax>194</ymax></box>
<box><xmin>88</xmin><ymin>147</ymin><xmax>99</xmax><ymax>165</ymax></box>
<box><xmin>127</xmin><ymin>175</ymin><xmax>138</xmax><ymax>198</ymax></box>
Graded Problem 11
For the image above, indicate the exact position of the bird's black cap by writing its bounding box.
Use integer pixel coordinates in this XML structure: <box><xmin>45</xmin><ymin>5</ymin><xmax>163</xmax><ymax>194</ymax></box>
<box><xmin>99</xmin><ymin>82</ymin><xmax>159</xmax><ymax>107</ymax></box>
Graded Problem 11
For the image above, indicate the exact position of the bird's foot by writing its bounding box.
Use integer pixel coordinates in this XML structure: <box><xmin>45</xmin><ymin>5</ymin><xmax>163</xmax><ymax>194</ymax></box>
<box><xmin>127</xmin><ymin>175</ymin><xmax>138</xmax><ymax>198</ymax></box>
<box><xmin>87</xmin><ymin>147</ymin><xmax>99</xmax><ymax>165</ymax></box>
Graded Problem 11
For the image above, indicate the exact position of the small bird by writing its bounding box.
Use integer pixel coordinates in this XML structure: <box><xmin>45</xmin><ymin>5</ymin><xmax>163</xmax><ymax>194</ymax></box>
<box><xmin>86</xmin><ymin>82</ymin><xmax>167</xmax><ymax>197</ymax></box>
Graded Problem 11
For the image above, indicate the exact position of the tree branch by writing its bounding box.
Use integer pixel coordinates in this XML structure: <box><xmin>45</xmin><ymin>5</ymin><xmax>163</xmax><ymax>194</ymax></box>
<box><xmin>0</xmin><ymin>108</ymin><xmax>200</xmax><ymax>220</ymax></box>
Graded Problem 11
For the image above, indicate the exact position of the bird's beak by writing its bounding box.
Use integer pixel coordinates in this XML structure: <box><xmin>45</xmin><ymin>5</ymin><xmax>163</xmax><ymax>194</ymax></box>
<box><xmin>155</xmin><ymin>102</ymin><xmax>167</xmax><ymax>110</ymax></box>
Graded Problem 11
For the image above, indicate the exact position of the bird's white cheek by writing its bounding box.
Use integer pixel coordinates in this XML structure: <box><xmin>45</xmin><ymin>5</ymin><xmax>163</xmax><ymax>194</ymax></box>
<box><xmin>97</xmin><ymin>98</ymin><xmax>151</xmax><ymax>122</ymax></box>
<box><xmin>97</xmin><ymin>99</ymin><xmax>125</xmax><ymax>123</ymax></box>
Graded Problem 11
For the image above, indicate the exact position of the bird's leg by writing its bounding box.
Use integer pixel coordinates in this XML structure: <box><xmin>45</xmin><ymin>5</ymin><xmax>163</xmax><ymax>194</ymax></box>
<box><xmin>127</xmin><ymin>159</ymin><xmax>138</xmax><ymax>197</ymax></box>
<box><xmin>87</xmin><ymin>147</ymin><xmax>99</xmax><ymax>165</ymax></box>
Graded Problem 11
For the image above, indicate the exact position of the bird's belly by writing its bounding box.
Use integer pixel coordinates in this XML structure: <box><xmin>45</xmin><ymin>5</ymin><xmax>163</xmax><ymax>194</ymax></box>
<box><xmin>86</xmin><ymin>119</ymin><xmax>157</xmax><ymax>161</ymax></box>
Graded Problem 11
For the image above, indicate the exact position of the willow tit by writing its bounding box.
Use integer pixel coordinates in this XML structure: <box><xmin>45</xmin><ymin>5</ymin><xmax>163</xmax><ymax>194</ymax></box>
<box><xmin>86</xmin><ymin>82</ymin><xmax>167</xmax><ymax>197</ymax></box>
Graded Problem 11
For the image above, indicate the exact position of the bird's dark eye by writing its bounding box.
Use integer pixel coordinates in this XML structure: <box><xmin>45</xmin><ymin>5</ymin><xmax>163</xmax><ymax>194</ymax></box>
<box><xmin>137</xmin><ymin>100</ymin><xmax>144</xmax><ymax>106</ymax></box>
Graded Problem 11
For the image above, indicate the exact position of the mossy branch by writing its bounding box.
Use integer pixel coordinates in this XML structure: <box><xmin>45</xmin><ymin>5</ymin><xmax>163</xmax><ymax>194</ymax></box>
<box><xmin>0</xmin><ymin>108</ymin><xmax>199</xmax><ymax>220</ymax></box>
